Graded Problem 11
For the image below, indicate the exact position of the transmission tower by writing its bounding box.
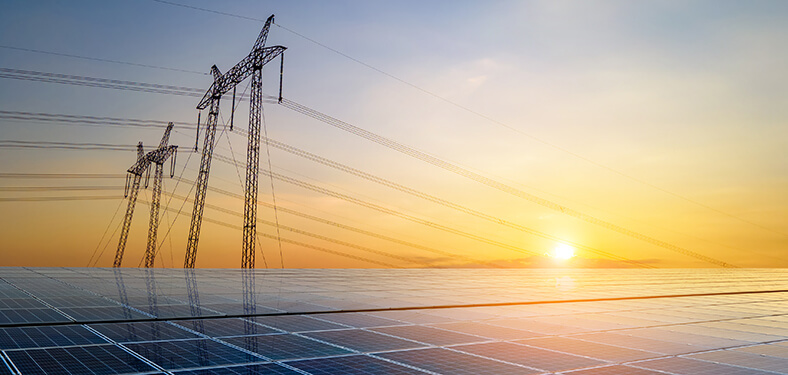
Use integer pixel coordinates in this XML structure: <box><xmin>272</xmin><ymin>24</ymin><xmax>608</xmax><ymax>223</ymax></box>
<box><xmin>113</xmin><ymin>142</ymin><xmax>145</xmax><ymax>268</ymax></box>
<box><xmin>113</xmin><ymin>124</ymin><xmax>178</xmax><ymax>268</ymax></box>
<box><xmin>144</xmin><ymin>122</ymin><xmax>177</xmax><ymax>268</ymax></box>
<box><xmin>185</xmin><ymin>14</ymin><xmax>286</xmax><ymax>268</ymax></box>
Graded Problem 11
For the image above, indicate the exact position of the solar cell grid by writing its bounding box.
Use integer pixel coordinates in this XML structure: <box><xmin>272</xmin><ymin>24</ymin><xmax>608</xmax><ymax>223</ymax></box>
<box><xmin>175</xmin><ymin>318</ymin><xmax>279</xmax><ymax>337</ymax></box>
<box><xmin>0</xmin><ymin>325</ymin><xmax>106</xmax><ymax>350</ymax></box>
<box><xmin>59</xmin><ymin>306</ymin><xmax>150</xmax><ymax>321</ymax></box>
<box><xmin>632</xmin><ymin>356</ymin><xmax>779</xmax><ymax>375</ymax></box>
<box><xmin>571</xmin><ymin>332</ymin><xmax>706</xmax><ymax>355</ymax></box>
<box><xmin>734</xmin><ymin>343</ymin><xmax>788</xmax><ymax>358</ymax></box>
<box><xmin>429</xmin><ymin>322</ymin><xmax>539</xmax><ymax>340</ymax></box>
<box><xmin>452</xmin><ymin>341</ymin><xmax>604</xmax><ymax>372</ymax></box>
<box><xmin>517</xmin><ymin>336</ymin><xmax>659</xmax><ymax>362</ymax></box>
<box><xmin>376</xmin><ymin>347</ymin><xmax>541</xmax><ymax>375</ymax></box>
<box><xmin>688</xmin><ymin>349</ymin><xmax>788</xmax><ymax>373</ymax></box>
<box><xmin>287</xmin><ymin>354</ymin><xmax>427</xmax><ymax>374</ymax></box>
<box><xmin>0</xmin><ymin>299</ymin><xmax>46</xmax><ymax>309</ymax></box>
<box><xmin>562</xmin><ymin>365</ymin><xmax>668</xmax><ymax>375</ymax></box>
<box><xmin>123</xmin><ymin>339</ymin><xmax>261</xmax><ymax>370</ymax></box>
<box><xmin>171</xmin><ymin>363</ymin><xmax>302</xmax><ymax>374</ymax></box>
<box><xmin>222</xmin><ymin>334</ymin><xmax>352</xmax><ymax>360</ymax></box>
<box><xmin>0</xmin><ymin>355</ymin><xmax>11</xmax><ymax>375</ymax></box>
<box><xmin>250</xmin><ymin>315</ymin><xmax>346</xmax><ymax>332</ymax></box>
<box><xmin>309</xmin><ymin>313</ymin><xmax>405</xmax><ymax>328</ymax></box>
<box><xmin>90</xmin><ymin>321</ymin><xmax>199</xmax><ymax>342</ymax></box>
<box><xmin>303</xmin><ymin>329</ymin><xmax>427</xmax><ymax>353</ymax></box>
<box><xmin>4</xmin><ymin>344</ymin><xmax>156</xmax><ymax>374</ymax></box>
<box><xmin>0</xmin><ymin>308</ymin><xmax>71</xmax><ymax>325</ymax></box>
<box><xmin>371</xmin><ymin>325</ymin><xmax>489</xmax><ymax>346</ymax></box>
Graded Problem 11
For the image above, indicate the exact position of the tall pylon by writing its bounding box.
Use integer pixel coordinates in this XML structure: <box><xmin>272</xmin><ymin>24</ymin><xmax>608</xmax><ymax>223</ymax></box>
<box><xmin>113</xmin><ymin>123</ymin><xmax>178</xmax><ymax>268</ymax></box>
<box><xmin>185</xmin><ymin>14</ymin><xmax>286</xmax><ymax>268</ymax></box>
<box><xmin>143</xmin><ymin>122</ymin><xmax>177</xmax><ymax>268</ymax></box>
<box><xmin>114</xmin><ymin>142</ymin><xmax>145</xmax><ymax>268</ymax></box>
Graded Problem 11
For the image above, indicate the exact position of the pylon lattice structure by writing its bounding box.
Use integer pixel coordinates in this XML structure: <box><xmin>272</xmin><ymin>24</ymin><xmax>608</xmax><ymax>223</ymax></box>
<box><xmin>184</xmin><ymin>14</ymin><xmax>286</xmax><ymax>269</ymax></box>
<box><xmin>113</xmin><ymin>123</ymin><xmax>177</xmax><ymax>268</ymax></box>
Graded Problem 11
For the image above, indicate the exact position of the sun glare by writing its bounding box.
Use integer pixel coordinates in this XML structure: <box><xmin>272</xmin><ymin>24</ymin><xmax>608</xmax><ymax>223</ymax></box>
<box><xmin>552</xmin><ymin>244</ymin><xmax>576</xmax><ymax>260</ymax></box>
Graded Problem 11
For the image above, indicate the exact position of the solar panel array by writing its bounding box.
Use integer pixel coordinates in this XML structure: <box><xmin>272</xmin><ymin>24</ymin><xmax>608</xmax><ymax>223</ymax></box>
<box><xmin>1</xmin><ymin>267</ymin><xmax>787</xmax><ymax>374</ymax></box>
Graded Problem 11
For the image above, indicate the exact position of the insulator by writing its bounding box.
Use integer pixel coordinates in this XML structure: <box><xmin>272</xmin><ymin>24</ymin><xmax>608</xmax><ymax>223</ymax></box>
<box><xmin>195</xmin><ymin>111</ymin><xmax>201</xmax><ymax>152</ymax></box>
<box><xmin>170</xmin><ymin>149</ymin><xmax>177</xmax><ymax>178</ymax></box>
<box><xmin>230</xmin><ymin>86</ymin><xmax>236</xmax><ymax>131</ymax></box>
<box><xmin>278</xmin><ymin>53</ymin><xmax>284</xmax><ymax>103</ymax></box>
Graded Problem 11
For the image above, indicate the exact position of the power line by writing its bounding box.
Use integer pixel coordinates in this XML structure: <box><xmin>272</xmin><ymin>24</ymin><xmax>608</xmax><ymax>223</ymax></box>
<box><xmin>0</xmin><ymin>196</ymin><xmax>120</xmax><ymax>202</ymax></box>
<box><xmin>0</xmin><ymin>173</ymin><xmax>126</xmax><ymax>179</ymax></box>
<box><xmin>0</xmin><ymin>45</ymin><xmax>209</xmax><ymax>75</ymax></box>
<box><xmin>279</xmin><ymin>98</ymin><xmax>739</xmax><ymax>268</ymax></box>
<box><xmin>0</xmin><ymin>186</ymin><xmax>122</xmax><ymax>191</ymax></box>
<box><xmin>0</xmin><ymin>140</ymin><xmax>142</xmax><ymax>151</ymax></box>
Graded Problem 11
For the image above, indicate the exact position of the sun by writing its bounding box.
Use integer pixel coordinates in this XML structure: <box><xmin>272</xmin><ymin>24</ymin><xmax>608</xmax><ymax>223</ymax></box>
<box><xmin>552</xmin><ymin>244</ymin><xmax>576</xmax><ymax>260</ymax></box>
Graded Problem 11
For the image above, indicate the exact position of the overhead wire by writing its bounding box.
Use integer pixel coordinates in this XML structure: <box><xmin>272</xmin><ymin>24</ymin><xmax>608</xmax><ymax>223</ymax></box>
<box><xmin>144</xmin><ymin>0</ymin><xmax>787</xmax><ymax>240</ymax></box>
<box><xmin>278</xmin><ymin>98</ymin><xmax>738</xmax><ymax>268</ymax></box>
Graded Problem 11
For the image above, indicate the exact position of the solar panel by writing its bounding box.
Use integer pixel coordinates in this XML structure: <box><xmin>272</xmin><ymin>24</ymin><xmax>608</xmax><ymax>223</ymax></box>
<box><xmin>376</xmin><ymin>347</ymin><xmax>541</xmax><ymax>375</ymax></box>
<box><xmin>0</xmin><ymin>325</ymin><xmax>107</xmax><ymax>349</ymax></box>
<box><xmin>171</xmin><ymin>363</ymin><xmax>302</xmax><ymax>374</ymax></box>
<box><xmin>123</xmin><ymin>339</ymin><xmax>262</xmax><ymax>370</ymax></box>
<box><xmin>221</xmin><ymin>334</ymin><xmax>352</xmax><ymax>361</ymax></box>
<box><xmin>371</xmin><ymin>325</ymin><xmax>489</xmax><ymax>346</ymax></box>
<box><xmin>303</xmin><ymin>329</ymin><xmax>427</xmax><ymax>353</ymax></box>
<box><xmin>2</xmin><ymin>268</ymin><xmax>788</xmax><ymax>374</ymax></box>
<box><xmin>287</xmin><ymin>354</ymin><xmax>427</xmax><ymax>374</ymax></box>
<box><xmin>90</xmin><ymin>321</ymin><xmax>200</xmax><ymax>342</ymax></box>
<box><xmin>174</xmin><ymin>318</ymin><xmax>279</xmax><ymax>337</ymax></box>
<box><xmin>4</xmin><ymin>344</ymin><xmax>156</xmax><ymax>374</ymax></box>
<box><xmin>250</xmin><ymin>315</ymin><xmax>346</xmax><ymax>332</ymax></box>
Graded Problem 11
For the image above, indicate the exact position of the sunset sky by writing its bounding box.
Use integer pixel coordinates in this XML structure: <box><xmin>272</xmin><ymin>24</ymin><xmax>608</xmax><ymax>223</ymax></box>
<box><xmin>0</xmin><ymin>0</ymin><xmax>786</xmax><ymax>269</ymax></box>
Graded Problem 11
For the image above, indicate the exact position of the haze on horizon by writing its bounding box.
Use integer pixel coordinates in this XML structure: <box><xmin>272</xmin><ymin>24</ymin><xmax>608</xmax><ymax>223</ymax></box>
<box><xmin>0</xmin><ymin>0</ymin><xmax>786</xmax><ymax>269</ymax></box>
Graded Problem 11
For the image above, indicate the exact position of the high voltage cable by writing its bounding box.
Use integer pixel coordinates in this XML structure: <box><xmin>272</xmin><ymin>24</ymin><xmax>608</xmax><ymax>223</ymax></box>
<box><xmin>171</xmin><ymin>176</ymin><xmax>503</xmax><ymax>268</ymax></box>
<box><xmin>160</xmin><ymin>191</ymin><xmax>430</xmax><ymax>267</ymax></box>
<box><xmin>0</xmin><ymin>173</ymin><xmax>125</xmax><ymax>179</ymax></box>
<box><xmin>0</xmin><ymin>140</ymin><xmax>141</xmax><ymax>151</ymax></box>
<box><xmin>147</xmin><ymin>0</ymin><xmax>785</xmax><ymax>240</ymax></box>
<box><xmin>0</xmin><ymin>186</ymin><xmax>122</xmax><ymax>191</ymax></box>
<box><xmin>279</xmin><ymin>98</ymin><xmax>738</xmax><ymax>268</ymax></box>
<box><xmin>0</xmin><ymin>45</ymin><xmax>209</xmax><ymax>75</ymax></box>
<box><xmin>258</xmin><ymin>136</ymin><xmax>653</xmax><ymax>268</ymax></box>
<box><xmin>0</xmin><ymin>110</ymin><xmax>766</xmax><ymax>265</ymax></box>
<box><xmin>0</xmin><ymin>68</ymin><xmax>251</xmax><ymax>100</ymax></box>
<box><xmin>208</xmin><ymin>152</ymin><xmax>543</xmax><ymax>258</ymax></box>
<box><xmin>0</xmin><ymin>196</ymin><xmax>120</xmax><ymax>202</ymax></box>
<box><xmin>138</xmin><ymin>198</ymin><xmax>397</xmax><ymax>267</ymax></box>
<box><xmin>0</xmin><ymin>110</ymin><xmax>195</xmax><ymax>130</ymax></box>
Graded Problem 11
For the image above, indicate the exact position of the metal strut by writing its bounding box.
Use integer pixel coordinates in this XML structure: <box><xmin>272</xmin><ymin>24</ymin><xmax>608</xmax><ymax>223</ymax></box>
<box><xmin>185</xmin><ymin>14</ymin><xmax>286</xmax><ymax>268</ymax></box>
<box><xmin>144</xmin><ymin>122</ymin><xmax>177</xmax><ymax>268</ymax></box>
<box><xmin>114</xmin><ymin>142</ymin><xmax>145</xmax><ymax>268</ymax></box>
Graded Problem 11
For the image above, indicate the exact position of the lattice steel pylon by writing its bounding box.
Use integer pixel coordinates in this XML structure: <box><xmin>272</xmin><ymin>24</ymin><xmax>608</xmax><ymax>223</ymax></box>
<box><xmin>113</xmin><ymin>142</ymin><xmax>145</xmax><ymax>268</ymax></box>
<box><xmin>185</xmin><ymin>14</ymin><xmax>286</xmax><ymax>269</ymax></box>
<box><xmin>113</xmin><ymin>123</ymin><xmax>178</xmax><ymax>268</ymax></box>
<box><xmin>144</xmin><ymin>122</ymin><xmax>178</xmax><ymax>268</ymax></box>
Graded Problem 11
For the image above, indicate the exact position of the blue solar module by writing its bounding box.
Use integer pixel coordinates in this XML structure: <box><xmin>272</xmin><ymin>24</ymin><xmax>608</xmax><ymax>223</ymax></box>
<box><xmin>452</xmin><ymin>341</ymin><xmax>604</xmax><ymax>372</ymax></box>
<box><xmin>90</xmin><ymin>321</ymin><xmax>200</xmax><ymax>342</ymax></box>
<box><xmin>371</xmin><ymin>325</ymin><xmax>488</xmax><ymax>346</ymax></box>
<box><xmin>0</xmin><ymin>325</ymin><xmax>106</xmax><ymax>349</ymax></box>
<box><xmin>4</xmin><ymin>343</ymin><xmax>157</xmax><ymax>374</ymax></box>
<box><xmin>303</xmin><ymin>329</ymin><xmax>427</xmax><ymax>353</ymax></box>
<box><xmin>198</xmin><ymin>304</ymin><xmax>281</xmax><ymax>315</ymax></box>
<box><xmin>309</xmin><ymin>313</ymin><xmax>406</xmax><ymax>328</ymax></box>
<box><xmin>40</xmin><ymin>296</ymin><xmax>119</xmax><ymax>308</ymax></box>
<box><xmin>222</xmin><ymin>334</ymin><xmax>352</xmax><ymax>361</ymax></box>
<box><xmin>123</xmin><ymin>339</ymin><xmax>262</xmax><ymax>370</ymax></box>
<box><xmin>0</xmin><ymin>308</ymin><xmax>71</xmax><ymax>325</ymax></box>
<box><xmin>250</xmin><ymin>316</ymin><xmax>346</xmax><ymax>332</ymax></box>
<box><xmin>59</xmin><ymin>306</ymin><xmax>150</xmax><ymax>321</ymax></box>
<box><xmin>565</xmin><ymin>365</ymin><xmax>669</xmax><ymax>375</ymax></box>
<box><xmin>171</xmin><ymin>363</ymin><xmax>302</xmax><ymax>375</ymax></box>
<box><xmin>0</xmin><ymin>355</ymin><xmax>12</xmax><ymax>375</ymax></box>
<box><xmin>0</xmin><ymin>299</ymin><xmax>47</xmax><ymax>309</ymax></box>
<box><xmin>376</xmin><ymin>348</ymin><xmax>541</xmax><ymax>375</ymax></box>
<box><xmin>287</xmin><ymin>354</ymin><xmax>427</xmax><ymax>374</ymax></box>
<box><xmin>174</xmin><ymin>318</ymin><xmax>279</xmax><ymax>337</ymax></box>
